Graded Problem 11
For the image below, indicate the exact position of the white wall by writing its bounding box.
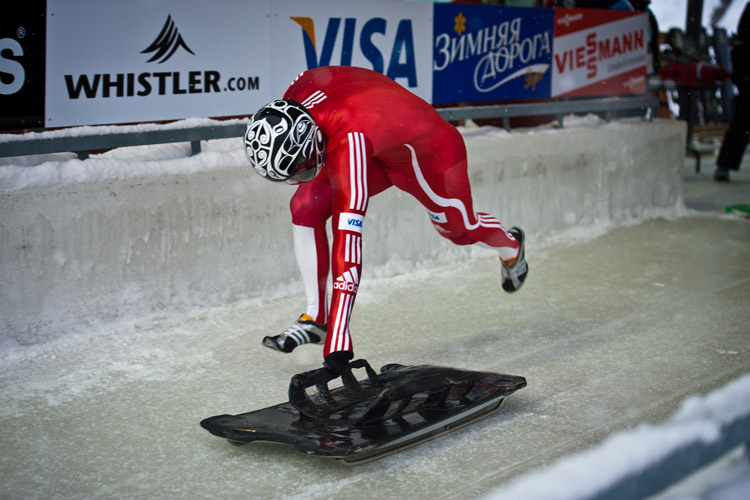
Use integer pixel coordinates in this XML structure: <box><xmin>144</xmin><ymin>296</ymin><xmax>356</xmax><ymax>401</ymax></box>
<box><xmin>0</xmin><ymin>118</ymin><xmax>686</xmax><ymax>346</ymax></box>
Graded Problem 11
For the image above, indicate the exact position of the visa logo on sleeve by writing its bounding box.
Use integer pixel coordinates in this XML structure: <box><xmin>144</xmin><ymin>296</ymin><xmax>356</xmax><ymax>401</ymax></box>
<box><xmin>427</xmin><ymin>210</ymin><xmax>447</xmax><ymax>223</ymax></box>
<box><xmin>338</xmin><ymin>212</ymin><xmax>364</xmax><ymax>233</ymax></box>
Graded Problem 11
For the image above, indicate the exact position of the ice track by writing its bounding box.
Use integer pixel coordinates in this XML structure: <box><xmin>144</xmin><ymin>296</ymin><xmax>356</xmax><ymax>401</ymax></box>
<box><xmin>2</xmin><ymin>164</ymin><xmax>750</xmax><ymax>499</ymax></box>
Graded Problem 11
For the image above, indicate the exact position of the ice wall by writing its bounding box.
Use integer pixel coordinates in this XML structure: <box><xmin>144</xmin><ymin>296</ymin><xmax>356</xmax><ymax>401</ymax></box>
<box><xmin>0</xmin><ymin>118</ymin><xmax>686</xmax><ymax>346</ymax></box>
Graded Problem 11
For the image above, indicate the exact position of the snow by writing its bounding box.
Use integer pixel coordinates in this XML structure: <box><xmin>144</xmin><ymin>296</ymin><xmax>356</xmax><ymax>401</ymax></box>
<box><xmin>0</xmin><ymin>114</ymin><xmax>607</xmax><ymax>191</ymax></box>
<box><xmin>0</xmin><ymin>138</ymin><xmax>246</xmax><ymax>190</ymax></box>
<box><xmin>480</xmin><ymin>375</ymin><xmax>750</xmax><ymax>500</ymax></box>
<box><xmin>0</xmin><ymin>118</ymin><xmax>250</xmax><ymax>190</ymax></box>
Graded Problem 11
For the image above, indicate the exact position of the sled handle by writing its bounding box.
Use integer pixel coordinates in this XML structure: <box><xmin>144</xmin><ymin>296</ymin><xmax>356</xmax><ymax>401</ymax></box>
<box><xmin>288</xmin><ymin>359</ymin><xmax>382</xmax><ymax>419</ymax></box>
<box><xmin>340</xmin><ymin>359</ymin><xmax>380</xmax><ymax>398</ymax></box>
<box><xmin>357</xmin><ymin>371</ymin><xmax>454</xmax><ymax>425</ymax></box>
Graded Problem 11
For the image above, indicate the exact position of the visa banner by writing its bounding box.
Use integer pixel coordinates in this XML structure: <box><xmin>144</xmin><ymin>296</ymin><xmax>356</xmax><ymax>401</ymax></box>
<box><xmin>270</xmin><ymin>0</ymin><xmax>433</xmax><ymax>103</ymax></box>
<box><xmin>552</xmin><ymin>8</ymin><xmax>648</xmax><ymax>97</ymax></box>
<box><xmin>432</xmin><ymin>4</ymin><xmax>553</xmax><ymax>104</ymax></box>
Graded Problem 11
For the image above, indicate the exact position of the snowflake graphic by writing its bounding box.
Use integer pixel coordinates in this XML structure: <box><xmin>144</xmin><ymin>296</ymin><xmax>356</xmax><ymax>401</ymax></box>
<box><xmin>454</xmin><ymin>12</ymin><xmax>466</xmax><ymax>36</ymax></box>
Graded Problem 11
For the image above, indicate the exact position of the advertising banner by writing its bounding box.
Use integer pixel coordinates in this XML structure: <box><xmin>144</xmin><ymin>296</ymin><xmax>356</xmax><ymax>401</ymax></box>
<box><xmin>0</xmin><ymin>0</ymin><xmax>46</xmax><ymax>130</ymax></box>
<box><xmin>45</xmin><ymin>0</ymin><xmax>273</xmax><ymax>127</ymax></box>
<box><xmin>432</xmin><ymin>4</ymin><xmax>553</xmax><ymax>104</ymax></box>
<box><xmin>552</xmin><ymin>8</ymin><xmax>648</xmax><ymax>97</ymax></box>
<box><xmin>4</xmin><ymin>2</ymin><xmax>651</xmax><ymax>131</ymax></box>
<box><xmin>269</xmin><ymin>0</ymin><xmax>433</xmax><ymax>103</ymax></box>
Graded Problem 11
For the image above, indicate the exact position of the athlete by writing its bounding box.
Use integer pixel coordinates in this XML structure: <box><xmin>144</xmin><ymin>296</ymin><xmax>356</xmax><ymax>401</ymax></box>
<box><xmin>244</xmin><ymin>66</ymin><xmax>528</xmax><ymax>374</ymax></box>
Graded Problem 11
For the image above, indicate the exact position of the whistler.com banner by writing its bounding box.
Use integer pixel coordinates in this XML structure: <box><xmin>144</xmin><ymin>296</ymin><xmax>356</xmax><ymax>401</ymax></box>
<box><xmin>45</xmin><ymin>0</ymin><xmax>273</xmax><ymax>127</ymax></box>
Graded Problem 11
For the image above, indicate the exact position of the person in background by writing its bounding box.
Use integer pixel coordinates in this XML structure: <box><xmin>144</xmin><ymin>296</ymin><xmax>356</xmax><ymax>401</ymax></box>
<box><xmin>630</xmin><ymin>0</ymin><xmax>661</xmax><ymax>75</ymax></box>
<box><xmin>715</xmin><ymin>2</ymin><xmax>750</xmax><ymax>182</ymax></box>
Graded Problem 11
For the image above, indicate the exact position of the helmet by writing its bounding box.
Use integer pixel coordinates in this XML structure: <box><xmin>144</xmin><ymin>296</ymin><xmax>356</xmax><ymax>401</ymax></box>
<box><xmin>244</xmin><ymin>99</ymin><xmax>325</xmax><ymax>183</ymax></box>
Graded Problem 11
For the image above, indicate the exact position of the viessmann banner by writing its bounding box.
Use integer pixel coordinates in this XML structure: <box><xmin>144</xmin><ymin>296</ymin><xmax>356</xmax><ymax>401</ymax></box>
<box><xmin>552</xmin><ymin>8</ymin><xmax>648</xmax><ymax>97</ymax></box>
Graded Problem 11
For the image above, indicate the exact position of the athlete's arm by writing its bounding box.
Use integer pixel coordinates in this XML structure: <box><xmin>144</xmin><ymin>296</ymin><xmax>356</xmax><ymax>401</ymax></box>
<box><xmin>322</xmin><ymin>131</ymin><xmax>372</xmax><ymax>360</ymax></box>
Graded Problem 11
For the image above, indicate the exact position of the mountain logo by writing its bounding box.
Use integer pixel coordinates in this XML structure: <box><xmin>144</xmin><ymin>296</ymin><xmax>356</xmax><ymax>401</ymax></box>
<box><xmin>141</xmin><ymin>15</ymin><xmax>195</xmax><ymax>64</ymax></box>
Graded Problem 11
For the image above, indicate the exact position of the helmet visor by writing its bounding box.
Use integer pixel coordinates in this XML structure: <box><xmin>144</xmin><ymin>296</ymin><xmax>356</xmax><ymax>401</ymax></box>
<box><xmin>287</xmin><ymin>157</ymin><xmax>320</xmax><ymax>184</ymax></box>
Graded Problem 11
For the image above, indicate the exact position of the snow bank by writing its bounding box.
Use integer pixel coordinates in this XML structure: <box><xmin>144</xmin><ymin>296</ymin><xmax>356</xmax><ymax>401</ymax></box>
<box><xmin>0</xmin><ymin>117</ymin><xmax>686</xmax><ymax>347</ymax></box>
<box><xmin>481</xmin><ymin>374</ymin><xmax>750</xmax><ymax>500</ymax></box>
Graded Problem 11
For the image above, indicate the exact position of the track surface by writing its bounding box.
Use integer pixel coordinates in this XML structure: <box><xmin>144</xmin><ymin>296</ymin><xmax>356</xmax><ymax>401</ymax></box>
<box><xmin>1</xmin><ymin>161</ymin><xmax>749</xmax><ymax>499</ymax></box>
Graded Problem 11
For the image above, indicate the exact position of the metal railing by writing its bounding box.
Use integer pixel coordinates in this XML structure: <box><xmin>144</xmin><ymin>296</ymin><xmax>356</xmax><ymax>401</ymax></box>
<box><xmin>0</xmin><ymin>96</ymin><xmax>658</xmax><ymax>161</ymax></box>
<box><xmin>0</xmin><ymin>121</ymin><xmax>248</xmax><ymax>161</ymax></box>
<box><xmin>437</xmin><ymin>95</ymin><xmax>658</xmax><ymax>129</ymax></box>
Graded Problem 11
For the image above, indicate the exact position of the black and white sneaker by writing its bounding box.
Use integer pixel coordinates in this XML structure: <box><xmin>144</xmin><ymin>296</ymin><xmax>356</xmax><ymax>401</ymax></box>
<box><xmin>263</xmin><ymin>314</ymin><xmax>326</xmax><ymax>353</ymax></box>
<box><xmin>501</xmin><ymin>227</ymin><xmax>528</xmax><ymax>293</ymax></box>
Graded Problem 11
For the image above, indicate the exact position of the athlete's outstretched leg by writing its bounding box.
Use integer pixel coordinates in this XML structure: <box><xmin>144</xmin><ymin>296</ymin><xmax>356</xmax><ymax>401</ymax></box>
<box><xmin>397</xmin><ymin>142</ymin><xmax>528</xmax><ymax>292</ymax></box>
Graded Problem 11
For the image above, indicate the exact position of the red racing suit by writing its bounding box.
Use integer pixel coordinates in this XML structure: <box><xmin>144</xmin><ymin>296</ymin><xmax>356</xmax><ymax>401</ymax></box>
<box><xmin>284</xmin><ymin>66</ymin><xmax>519</xmax><ymax>358</ymax></box>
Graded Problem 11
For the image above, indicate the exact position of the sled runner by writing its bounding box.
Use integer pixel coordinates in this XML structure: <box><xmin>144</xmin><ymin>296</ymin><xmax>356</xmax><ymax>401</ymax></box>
<box><xmin>200</xmin><ymin>359</ymin><xmax>526</xmax><ymax>464</ymax></box>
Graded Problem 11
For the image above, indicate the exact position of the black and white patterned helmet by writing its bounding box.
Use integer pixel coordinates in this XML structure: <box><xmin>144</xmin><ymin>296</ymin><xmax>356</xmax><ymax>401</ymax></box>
<box><xmin>244</xmin><ymin>99</ymin><xmax>325</xmax><ymax>183</ymax></box>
